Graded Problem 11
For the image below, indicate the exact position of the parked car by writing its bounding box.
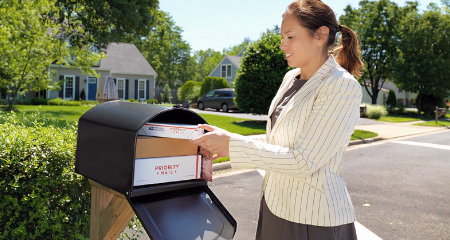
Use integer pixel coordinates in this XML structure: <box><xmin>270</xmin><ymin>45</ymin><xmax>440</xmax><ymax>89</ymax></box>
<box><xmin>197</xmin><ymin>88</ymin><xmax>238</xmax><ymax>112</ymax></box>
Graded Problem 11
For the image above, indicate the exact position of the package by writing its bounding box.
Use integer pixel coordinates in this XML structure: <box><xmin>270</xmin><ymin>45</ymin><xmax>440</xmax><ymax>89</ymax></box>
<box><xmin>134</xmin><ymin>155</ymin><xmax>202</xmax><ymax>186</ymax></box>
<box><xmin>137</xmin><ymin>122</ymin><xmax>204</xmax><ymax>139</ymax></box>
<box><xmin>135</xmin><ymin>136</ymin><xmax>198</xmax><ymax>159</ymax></box>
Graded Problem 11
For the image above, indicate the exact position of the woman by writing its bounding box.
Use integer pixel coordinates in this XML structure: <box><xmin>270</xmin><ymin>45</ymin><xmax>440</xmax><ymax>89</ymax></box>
<box><xmin>191</xmin><ymin>0</ymin><xmax>364</xmax><ymax>239</ymax></box>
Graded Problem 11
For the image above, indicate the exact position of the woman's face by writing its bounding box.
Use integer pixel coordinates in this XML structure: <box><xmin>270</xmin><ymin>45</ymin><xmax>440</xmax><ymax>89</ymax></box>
<box><xmin>280</xmin><ymin>15</ymin><xmax>320</xmax><ymax>69</ymax></box>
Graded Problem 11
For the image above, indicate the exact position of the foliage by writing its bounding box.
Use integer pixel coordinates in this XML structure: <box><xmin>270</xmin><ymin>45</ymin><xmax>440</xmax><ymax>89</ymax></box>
<box><xmin>79</xmin><ymin>100</ymin><xmax>99</xmax><ymax>106</ymax></box>
<box><xmin>128</xmin><ymin>98</ymin><xmax>140</xmax><ymax>103</ymax></box>
<box><xmin>340</xmin><ymin>0</ymin><xmax>416</xmax><ymax>104</ymax></box>
<box><xmin>48</xmin><ymin>98</ymin><xmax>82</xmax><ymax>106</ymax></box>
<box><xmin>31</xmin><ymin>97</ymin><xmax>48</xmax><ymax>105</ymax></box>
<box><xmin>351</xmin><ymin>130</ymin><xmax>379</xmax><ymax>141</ymax></box>
<box><xmin>132</xmin><ymin>10</ymin><xmax>194</xmax><ymax>87</ymax></box>
<box><xmin>0</xmin><ymin>0</ymin><xmax>105</xmax><ymax>111</ymax></box>
<box><xmin>223</xmin><ymin>38</ymin><xmax>252</xmax><ymax>56</ymax></box>
<box><xmin>178</xmin><ymin>81</ymin><xmax>202</xmax><ymax>103</ymax></box>
<box><xmin>119</xmin><ymin>217</ymin><xmax>145</xmax><ymax>240</ymax></box>
<box><xmin>386</xmin><ymin>89</ymin><xmax>397</xmax><ymax>108</ymax></box>
<box><xmin>194</xmin><ymin>49</ymin><xmax>225</xmax><ymax>81</ymax></box>
<box><xmin>366</xmin><ymin>104</ymin><xmax>388</xmax><ymax>119</ymax></box>
<box><xmin>414</xmin><ymin>120</ymin><xmax>450</xmax><ymax>127</ymax></box>
<box><xmin>145</xmin><ymin>98</ymin><xmax>158</xmax><ymax>104</ymax></box>
<box><xmin>160</xmin><ymin>84</ymin><xmax>173</xmax><ymax>103</ymax></box>
<box><xmin>199</xmin><ymin>77</ymin><xmax>230</xmax><ymax>97</ymax></box>
<box><xmin>0</xmin><ymin>112</ymin><xmax>90</xmax><ymax>239</ymax></box>
<box><xmin>80</xmin><ymin>88</ymin><xmax>86</xmax><ymax>101</ymax></box>
<box><xmin>393</xmin><ymin>3</ymin><xmax>450</xmax><ymax>115</ymax></box>
<box><xmin>234</xmin><ymin>30</ymin><xmax>292</xmax><ymax>114</ymax></box>
<box><xmin>51</xmin><ymin>0</ymin><xmax>159</xmax><ymax>51</ymax></box>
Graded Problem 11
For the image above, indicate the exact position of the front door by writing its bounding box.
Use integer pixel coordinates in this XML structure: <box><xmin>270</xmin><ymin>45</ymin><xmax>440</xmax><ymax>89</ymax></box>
<box><xmin>88</xmin><ymin>77</ymin><xmax>97</xmax><ymax>100</ymax></box>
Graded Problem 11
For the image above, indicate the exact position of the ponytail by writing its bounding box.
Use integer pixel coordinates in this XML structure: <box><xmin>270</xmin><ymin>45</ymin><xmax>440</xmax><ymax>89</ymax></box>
<box><xmin>332</xmin><ymin>25</ymin><xmax>364</xmax><ymax>78</ymax></box>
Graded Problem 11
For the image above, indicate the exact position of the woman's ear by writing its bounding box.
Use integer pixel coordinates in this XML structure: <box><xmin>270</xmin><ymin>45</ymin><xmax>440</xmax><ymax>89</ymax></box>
<box><xmin>315</xmin><ymin>26</ymin><xmax>329</xmax><ymax>46</ymax></box>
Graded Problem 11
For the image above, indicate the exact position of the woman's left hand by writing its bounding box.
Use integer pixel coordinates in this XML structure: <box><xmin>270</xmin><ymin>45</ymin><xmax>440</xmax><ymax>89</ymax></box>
<box><xmin>190</xmin><ymin>124</ymin><xmax>231</xmax><ymax>160</ymax></box>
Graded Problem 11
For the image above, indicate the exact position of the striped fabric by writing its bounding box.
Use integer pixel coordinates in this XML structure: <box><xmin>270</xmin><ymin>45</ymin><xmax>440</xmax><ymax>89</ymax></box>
<box><xmin>229</xmin><ymin>56</ymin><xmax>362</xmax><ymax>227</ymax></box>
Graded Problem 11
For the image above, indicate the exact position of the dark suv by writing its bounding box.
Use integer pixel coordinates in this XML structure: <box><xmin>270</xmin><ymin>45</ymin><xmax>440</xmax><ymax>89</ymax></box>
<box><xmin>197</xmin><ymin>88</ymin><xmax>238</xmax><ymax>112</ymax></box>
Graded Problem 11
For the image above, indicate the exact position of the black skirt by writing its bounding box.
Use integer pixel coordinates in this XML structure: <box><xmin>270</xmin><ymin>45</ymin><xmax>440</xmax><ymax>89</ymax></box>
<box><xmin>255</xmin><ymin>195</ymin><xmax>358</xmax><ymax>240</ymax></box>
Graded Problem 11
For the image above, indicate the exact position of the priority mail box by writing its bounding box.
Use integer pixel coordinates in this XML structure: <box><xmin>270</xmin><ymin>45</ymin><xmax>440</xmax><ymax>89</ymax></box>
<box><xmin>135</xmin><ymin>136</ymin><xmax>198</xmax><ymax>159</ymax></box>
<box><xmin>138</xmin><ymin>122</ymin><xmax>204</xmax><ymax>139</ymax></box>
<box><xmin>134</xmin><ymin>155</ymin><xmax>202</xmax><ymax>186</ymax></box>
<box><xmin>75</xmin><ymin>102</ymin><xmax>236</xmax><ymax>240</ymax></box>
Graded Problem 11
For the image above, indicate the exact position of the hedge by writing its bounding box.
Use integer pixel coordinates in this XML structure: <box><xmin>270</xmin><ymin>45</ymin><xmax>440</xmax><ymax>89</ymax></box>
<box><xmin>48</xmin><ymin>98</ymin><xmax>82</xmax><ymax>106</ymax></box>
<box><xmin>0</xmin><ymin>112</ymin><xmax>91</xmax><ymax>239</ymax></box>
<box><xmin>178</xmin><ymin>81</ymin><xmax>202</xmax><ymax>103</ymax></box>
<box><xmin>199</xmin><ymin>77</ymin><xmax>230</xmax><ymax>97</ymax></box>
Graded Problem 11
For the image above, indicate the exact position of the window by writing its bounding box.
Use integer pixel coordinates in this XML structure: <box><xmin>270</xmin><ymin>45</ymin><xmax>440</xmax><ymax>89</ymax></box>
<box><xmin>138</xmin><ymin>80</ymin><xmax>146</xmax><ymax>99</ymax></box>
<box><xmin>221</xmin><ymin>65</ymin><xmax>232</xmax><ymax>78</ymax></box>
<box><xmin>117</xmin><ymin>78</ymin><xmax>125</xmax><ymax>99</ymax></box>
<box><xmin>206</xmin><ymin>91</ymin><xmax>214</xmax><ymax>98</ymax></box>
<box><xmin>64</xmin><ymin>75</ymin><xmax>75</xmax><ymax>99</ymax></box>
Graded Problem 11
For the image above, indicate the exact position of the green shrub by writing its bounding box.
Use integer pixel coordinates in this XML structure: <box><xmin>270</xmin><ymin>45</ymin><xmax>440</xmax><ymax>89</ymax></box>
<box><xmin>31</xmin><ymin>97</ymin><xmax>48</xmax><ymax>105</ymax></box>
<box><xmin>199</xmin><ymin>77</ymin><xmax>230</xmax><ymax>97</ymax></box>
<box><xmin>80</xmin><ymin>88</ymin><xmax>86</xmax><ymax>100</ymax></box>
<box><xmin>366</xmin><ymin>104</ymin><xmax>388</xmax><ymax>119</ymax></box>
<box><xmin>386</xmin><ymin>89</ymin><xmax>397</xmax><ymax>108</ymax></box>
<box><xmin>0</xmin><ymin>112</ymin><xmax>90</xmax><ymax>239</ymax></box>
<box><xmin>80</xmin><ymin>100</ymin><xmax>99</xmax><ymax>106</ymax></box>
<box><xmin>128</xmin><ymin>98</ymin><xmax>139</xmax><ymax>103</ymax></box>
<box><xmin>160</xmin><ymin>84</ymin><xmax>173</xmax><ymax>103</ymax></box>
<box><xmin>418</xmin><ymin>94</ymin><xmax>447</xmax><ymax>116</ymax></box>
<box><xmin>48</xmin><ymin>98</ymin><xmax>82</xmax><ymax>106</ymax></box>
<box><xmin>145</xmin><ymin>98</ymin><xmax>158</xmax><ymax>104</ymax></box>
<box><xmin>179</xmin><ymin>81</ymin><xmax>202</xmax><ymax>103</ymax></box>
<box><xmin>234</xmin><ymin>30</ymin><xmax>292</xmax><ymax>114</ymax></box>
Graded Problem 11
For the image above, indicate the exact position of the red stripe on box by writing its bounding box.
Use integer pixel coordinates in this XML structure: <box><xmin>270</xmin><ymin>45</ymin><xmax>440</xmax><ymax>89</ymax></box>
<box><xmin>145</xmin><ymin>123</ymin><xmax>198</xmax><ymax>130</ymax></box>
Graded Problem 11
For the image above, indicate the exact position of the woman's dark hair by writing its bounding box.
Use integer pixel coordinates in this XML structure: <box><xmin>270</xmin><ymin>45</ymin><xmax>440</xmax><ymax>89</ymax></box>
<box><xmin>282</xmin><ymin>0</ymin><xmax>364</xmax><ymax>77</ymax></box>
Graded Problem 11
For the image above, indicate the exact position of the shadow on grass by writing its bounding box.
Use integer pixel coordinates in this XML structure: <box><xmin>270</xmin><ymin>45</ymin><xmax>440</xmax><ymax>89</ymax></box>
<box><xmin>232</xmin><ymin>120</ymin><xmax>267</xmax><ymax>130</ymax></box>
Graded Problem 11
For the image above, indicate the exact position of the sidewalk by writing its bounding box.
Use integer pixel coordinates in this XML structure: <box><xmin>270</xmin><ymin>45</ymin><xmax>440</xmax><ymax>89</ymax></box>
<box><xmin>212</xmin><ymin>120</ymin><xmax>449</xmax><ymax>171</ymax></box>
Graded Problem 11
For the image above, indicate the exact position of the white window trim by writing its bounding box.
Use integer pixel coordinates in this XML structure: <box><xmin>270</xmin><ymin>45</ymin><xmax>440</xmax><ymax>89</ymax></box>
<box><xmin>116</xmin><ymin>78</ymin><xmax>126</xmax><ymax>100</ymax></box>
<box><xmin>64</xmin><ymin>75</ymin><xmax>76</xmax><ymax>100</ymax></box>
<box><xmin>138</xmin><ymin>79</ymin><xmax>146</xmax><ymax>100</ymax></box>
<box><xmin>221</xmin><ymin>64</ymin><xmax>232</xmax><ymax>78</ymax></box>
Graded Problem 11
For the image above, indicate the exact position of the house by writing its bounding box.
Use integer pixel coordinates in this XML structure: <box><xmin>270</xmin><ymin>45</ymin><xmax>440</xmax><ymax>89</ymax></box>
<box><xmin>20</xmin><ymin>43</ymin><xmax>157</xmax><ymax>101</ymax></box>
<box><xmin>208</xmin><ymin>47</ymin><xmax>246</xmax><ymax>88</ymax></box>
<box><xmin>361</xmin><ymin>81</ymin><xmax>418</xmax><ymax>107</ymax></box>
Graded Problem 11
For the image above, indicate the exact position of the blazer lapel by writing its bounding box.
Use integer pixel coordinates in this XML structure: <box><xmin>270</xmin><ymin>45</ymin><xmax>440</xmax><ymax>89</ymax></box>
<box><xmin>268</xmin><ymin>56</ymin><xmax>338</xmax><ymax>143</ymax></box>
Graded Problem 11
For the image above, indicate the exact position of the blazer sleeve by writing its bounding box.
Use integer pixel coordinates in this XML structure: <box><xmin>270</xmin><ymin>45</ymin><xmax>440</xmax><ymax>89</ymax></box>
<box><xmin>229</xmin><ymin>74</ymin><xmax>362</xmax><ymax>178</ymax></box>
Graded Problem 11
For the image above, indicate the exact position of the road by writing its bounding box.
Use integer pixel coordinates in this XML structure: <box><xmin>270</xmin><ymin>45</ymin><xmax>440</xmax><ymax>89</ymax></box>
<box><xmin>208</xmin><ymin>130</ymin><xmax>450</xmax><ymax>240</ymax></box>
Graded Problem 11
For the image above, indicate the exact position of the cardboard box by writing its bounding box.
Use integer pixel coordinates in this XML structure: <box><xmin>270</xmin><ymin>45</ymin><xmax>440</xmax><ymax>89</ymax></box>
<box><xmin>134</xmin><ymin>155</ymin><xmax>202</xmax><ymax>186</ymax></box>
<box><xmin>137</xmin><ymin>123</ymin><xmax>204</xmax><ymax>139</ymax></box>
<box><xmin>136</xmin><ymin>136</ymin><xmax>198</xmax><ymax>159</ymax></box>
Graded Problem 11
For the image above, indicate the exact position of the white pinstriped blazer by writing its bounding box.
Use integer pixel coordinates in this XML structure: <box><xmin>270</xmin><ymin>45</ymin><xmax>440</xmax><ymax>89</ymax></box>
<box><xmin>229</xmin><ymin>56</ymin><xmax>362</xmax><ymax>227</ymax></box>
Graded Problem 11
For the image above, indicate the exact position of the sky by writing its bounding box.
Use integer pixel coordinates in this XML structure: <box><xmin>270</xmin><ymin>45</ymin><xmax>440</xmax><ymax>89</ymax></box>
<box><xmin>159</xmin><ymin>0</ymin><xmax>443</xmax><ymax>52</ymax></box>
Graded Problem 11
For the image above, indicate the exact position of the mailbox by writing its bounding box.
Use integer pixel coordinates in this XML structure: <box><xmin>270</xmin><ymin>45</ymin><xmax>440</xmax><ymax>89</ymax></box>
<box><xmin>75</xmin><ymin>101</ymin><xmax>236</xmax><ymax>240</ymax></box>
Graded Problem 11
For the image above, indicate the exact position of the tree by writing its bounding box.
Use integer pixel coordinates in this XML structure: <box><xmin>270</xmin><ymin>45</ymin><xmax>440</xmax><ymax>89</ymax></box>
<box><xmin>340</xmin><ymin>0</ymin><xmax>416</xmax><ymax>104</ymax></box>
<box><xmin>160</xmin><ymin>83</ymin><xmax>173</xmax><ymax>103</ymax></box>
<box><xmin>393</xmin><ymin>3</ymin><xmax>450</xmax><ymax>115</ymax></box>
<box><xmin>50</xmin><ymin>0</ymin><xmax>159</xmax><ymax>51</ymax></box>
<box><xmin>178</xmin><ymin>81</ymin><xmax>201</xmax><ymax>103</ymax></box>
<box><xmin>234</xmin><ymin>30</ymin><xmax>292</xmax><ymax>114</ymax></box>
<box><xmin>194</xmin><ymin>49</ymin><xmax>224</xmax><ymax>81</ymax></box>
<box><xmin>0</xmin><ymin>0</ymin><xmax>105</xmax><ymax>111</ymax></box>
<box><xmin>223</xmin><ymin>38</ymin><xmax>252</xmax><ymax>56</ymax></box>
<box><xmin>199</xmin><ymin>77</ymin><xmax>229</xmax><ymax>96</ymax></box>
<box><xmin>132</xmin><ymin>10</ymin><xmax>195</xmax><ymax>87</ymax></box>
<box><xmin>386</xmin><ymin>89</ymin><xmax>397</xmax><ymax>108</ymax></box>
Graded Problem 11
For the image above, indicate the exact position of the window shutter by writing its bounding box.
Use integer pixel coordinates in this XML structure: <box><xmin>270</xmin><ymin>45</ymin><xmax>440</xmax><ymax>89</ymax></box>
<box><xmin>59</xmin><ymin>75</ymin><xmax>64</xmax><ymax>98</ymax></box>
<box><xmin>75</xmin><ymin>76</ymin><xmax>80</xmax><ymax>100</ymax></box>
<box><xmin>113</xmin><ymin>78</ymin><xmax>116</xmax><ymax>85</ymax></box>
<box><xmin>134</xmin><ymin>79</ymin><xmax>138</xmax><ymax>99</ymax></box>
<box><xmin>125</xmin><ymin>79</ymin><xmax>129</xmax><ymax>99</ymax></box>
<box><xmin>146</xmin><ymin>80</ymin><xmax>150</xmax><ymax>99</ymax></box>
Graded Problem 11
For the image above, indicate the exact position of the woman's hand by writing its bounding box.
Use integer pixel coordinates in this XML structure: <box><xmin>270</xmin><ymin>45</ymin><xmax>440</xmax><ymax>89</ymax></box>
<box><xmin>190</xmin><ymin>124</ymin><xmax>231</xmax><ymax>161</ymax></box>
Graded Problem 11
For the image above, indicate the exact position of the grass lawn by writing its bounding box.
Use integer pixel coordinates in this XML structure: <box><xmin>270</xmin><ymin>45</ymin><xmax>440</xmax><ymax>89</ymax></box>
<box><xmin>413</xmin><ymin>120</ymin><xmax>450</xmax><ymax>127</ymax></box>
<box><xmin>375</xmin><ymin>111</ymin><xmax>450</xmax><ymax>123</ymax></box>
<box><xmin>5</xmin><ymin>105</ymin><xmax>379</xmax><ymax>163</ymax></box>
<box><xmin>351</xmin><ymin>130</ymin><xmax>378</xmax><ymax>141</ymax></box>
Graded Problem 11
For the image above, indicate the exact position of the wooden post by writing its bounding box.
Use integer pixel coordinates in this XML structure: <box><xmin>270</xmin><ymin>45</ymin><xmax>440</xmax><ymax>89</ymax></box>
<box><xmin>89</xmin><ymin>180</ymin><xmax>135</xmax><ymax>240</ymax></box>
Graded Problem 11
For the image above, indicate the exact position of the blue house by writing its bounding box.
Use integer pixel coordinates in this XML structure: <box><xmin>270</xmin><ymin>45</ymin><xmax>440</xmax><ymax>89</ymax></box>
<box><xmin>208</xmin><ymin>47</ymin><xmax>246</xmax><ymax>88</ymax></box>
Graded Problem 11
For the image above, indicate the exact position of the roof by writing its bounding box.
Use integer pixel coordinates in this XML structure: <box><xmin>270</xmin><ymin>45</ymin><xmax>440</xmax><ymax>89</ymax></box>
<box><xmin>100</xmin><ymin>43</ymin><xmax>157</xmax><ymax>76</ymax></box>
<box><xmin>227</xmin><ymin>55</ymin><xmax>242</xmax><ymax>68</ymax></box>
<box><xmin>208</xmin><ymin>55</ymin><xmax>242</xmax><ymax>77</ymax></box>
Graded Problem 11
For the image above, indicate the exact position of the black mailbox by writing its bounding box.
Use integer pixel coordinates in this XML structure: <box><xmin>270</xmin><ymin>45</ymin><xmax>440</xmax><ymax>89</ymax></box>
<box><xmin>75</xmin><ymin>101</ymin><xmax>236</xmax><ymax>240</ymax></box>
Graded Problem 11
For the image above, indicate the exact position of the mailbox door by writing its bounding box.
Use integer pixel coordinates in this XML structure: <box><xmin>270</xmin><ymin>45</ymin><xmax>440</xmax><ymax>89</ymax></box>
<box><xmin>129</xmin><ymin>186</ymin><xmax>236</xmax><ymax>240</ymax></box>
